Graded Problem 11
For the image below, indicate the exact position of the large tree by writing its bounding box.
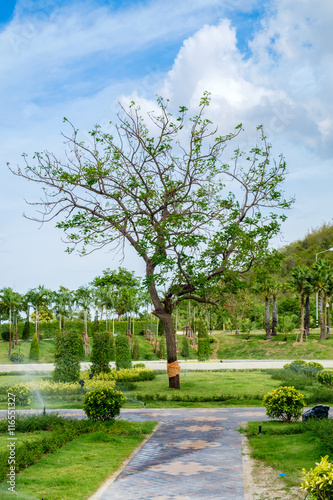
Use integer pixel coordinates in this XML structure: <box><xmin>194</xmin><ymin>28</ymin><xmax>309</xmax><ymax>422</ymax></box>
<box><xmin>13</xmin><ymin>93</ymin><xmax>292</xmax><ymax>388</ymax></box>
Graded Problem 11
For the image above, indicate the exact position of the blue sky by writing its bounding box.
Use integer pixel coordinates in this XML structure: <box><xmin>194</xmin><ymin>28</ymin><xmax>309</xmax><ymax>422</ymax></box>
<box><xmin>1</xmin><ymin>0</ymin><xmax>332</xmax><ymax>292</ymax></box>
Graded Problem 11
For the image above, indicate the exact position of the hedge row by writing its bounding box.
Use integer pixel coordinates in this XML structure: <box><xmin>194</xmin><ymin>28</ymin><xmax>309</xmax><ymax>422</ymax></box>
<box><xmin>82</xmin><ymin>367</ymin><xmax>156</xmax><ymax>382</ymax></box>
<box><xmin>0</xmin><ymin>320</ymin><xmax>156</xmax><ymax>339</ymax></box>
<box><xmin>133</xmin><ymin>392</ymin><xmax>263</xmax><ymax>402</ymax></box>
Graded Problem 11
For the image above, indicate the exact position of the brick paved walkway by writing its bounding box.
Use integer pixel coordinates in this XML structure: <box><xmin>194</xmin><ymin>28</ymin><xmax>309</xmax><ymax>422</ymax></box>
<box><xmin>95</xmin><ymin>408</ymin><xmax>268</xmax><ymax>500</ymax></box>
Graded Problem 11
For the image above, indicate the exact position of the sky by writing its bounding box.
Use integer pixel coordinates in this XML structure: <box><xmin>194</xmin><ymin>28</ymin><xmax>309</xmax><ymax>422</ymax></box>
<box><xmin>0</xmin><ymin>0</ymin><xmax>332</xmax><ymax>293</ymax></box>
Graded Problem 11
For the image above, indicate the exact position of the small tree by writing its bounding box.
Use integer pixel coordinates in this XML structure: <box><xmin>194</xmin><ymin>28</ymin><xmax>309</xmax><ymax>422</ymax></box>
<box><xmin>29</xmin><ymin>333</ymin><xmax>40</xmax><ymax>361</ymax></box>
<box><xmin>53</xmin><ymin>331</ymin><xmax>84</xmax><ymax>382</ymax></box>
<box><xmin>181</xmin><ymin>336</ymin><xmax>189</xmax><ymax>358</ymax></box>
<box><xmin>157</xmin><ymin>337</ymin><xmax>166</xmax><ymax>359</ymax></box>
<box><xmin>198</xmin><ymin>337</ymin><xmax>210</xmax><ymax>360</ymax></box>
<box><xmin>90</xmin><ymin>331</ymin><xmax>113</xmax><ymax>374</ymax></box>
<box><xmin>132</xmin><ymin>336</ymin><xmax>140</xmax><ymax>360</ymax></box>
<box><xmin>15</xmin><ymin>93</ymin><xmax>293</xmax><ymax>389</ymax></box>
<box><xmin>115</xmin><ymin>334</ymin><xmax>132</xmax><ymax>369</ymax></box>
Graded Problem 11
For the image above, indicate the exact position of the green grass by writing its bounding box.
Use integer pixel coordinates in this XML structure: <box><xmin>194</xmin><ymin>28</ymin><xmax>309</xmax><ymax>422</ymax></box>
<box><xmin>216</xmin><ymin>330</ymin><xmax>333</xmax><ymax>360</ymax></box>
<box><xmin>0</xmin><ymin>340</ymin><xmax>55</xmax><ymax>364</ymax></box>
<box><xmin>0</xmin><ymin>419</ymin><xmax>155</xmax><ymax>500</ymax></box>
<box><xmin>243</xmin><ymin>419</ymin><xmax>333</xmax><ymax>488</ymax></box>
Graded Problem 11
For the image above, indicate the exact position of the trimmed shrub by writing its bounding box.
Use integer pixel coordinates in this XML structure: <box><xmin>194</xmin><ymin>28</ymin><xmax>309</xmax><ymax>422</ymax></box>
<box><xmin>301</xmin><ymin>455</ymin><xmax>333</xmax><ymax>499</ymax></box>
<box><xmin>262</xmin><ymin>386</ymin><xmax>305</xmax><ymax>423</ymax></box>
<box><xmin>198</xmin><ymin>337</ymin><xmax>210</xmax><ymax>360</ymax></box>
<box><xmin>132</xmin><ymin>336</ymin><xmax>140</xmax><ymax>360</ymax></box>
<box><xmin>90</xmin><ymin>331</ymin><xmax>113</xmax><ymax>374</ymax></box>
<box><xmin>53</xmin><ymin>331</ymin><xmax>84</xmax><ymax>383</ymax></box>
<box><xmin>82</xmin><ymin>367</ymin><xmax>155</xmax><ymax>383</ymax></box>
<box><xmin>7</xmin><ymin>383</ymin><xmax>32</xmax><ymax>406</ymax></box>
<box><xmin>181</xmin><ymin>336</ymin><xmax>189</xmax><ymax>358</ymax></box>
<box><xmin>134</xmin><ymin>363</ymin><xmax>145</xmax><ymax>369</ymax></box>
<box><xmin>10</xmin><ymin>350</ymin><xmax>24</xmax><ymax>363</ymax></box>
<box><xmin>83</xmin><ymin>388</ymin><xmax>125</xmax><ymax>421</ymax></box>
<box><xmin>115</xmin><ymin>334</ymin><xmax>132</xmax><ymax>369</ymax></box>
<box><xmin>21</xmin><ymin>320</ymin><xmax>30</xmax><ymax>340</ymax></box>
<box><xmin>317</xmin><ymin>370</ymin><xmax>333</xmax><ymax>388</ymax></box>
<box><xmin>29</xmin><ymin>333</ymin><xmax>40</xmax><ymax>361</ymax></box>
<box><xmin>304</xmin><ymin>362</ymin><xmax>324</xmax><ymax>377</ymax></box>
<box><xmin>1</xmin><ymin>331</ymin><xmax>9</xmax><ymax>342</ymax></box>
<box><xmin>157</xmin><ymin>338</ymin><xmax>166</xmax><ymax>359</ymax></box>
<box><xmin>287</xmin><ymin>360</ymin><xmax>307</xmax><ymax>372</ymax></box>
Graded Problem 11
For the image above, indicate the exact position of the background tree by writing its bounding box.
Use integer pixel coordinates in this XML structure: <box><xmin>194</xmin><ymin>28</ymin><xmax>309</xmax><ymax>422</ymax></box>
<box><xmin>27</xmin><ymin>285</ymin><xmax>51</xmax><ymax>342</ymax></box>
<box><xmin>15</xmin><ymin>94</ymin><xmax>293</xmax><ymax>388</ymax></box>
<box><xmin>75</xmin><ymin>285</ymin><xmax>92</xmax><ymax>355</ymax></box>
<box><xmin>312</xmin><ymin>259</ymin><xmax>331</xmax><ymax>340</ymax></box>
<box><xmin>289</xmin><ymin>265</ymin><xmax>311</xmax><ymax>343</ymax></box>
<box><xmin>0</xmin><ymin>288</ymin><xmax>21</xmax><ymax>355</ymax></box>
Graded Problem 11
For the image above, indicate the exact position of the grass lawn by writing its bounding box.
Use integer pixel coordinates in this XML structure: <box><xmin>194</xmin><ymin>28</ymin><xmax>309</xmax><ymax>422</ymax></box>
<box><xmin>215</xmin><ymin>330</ymin><xmax>333</xmax><ymax>360</ymax></box>
<box><xmin>0</xmin><ymin>340</ymin><xmax>56</xmax><ymax>364</ymax></box>
<box><xmin>243</xmin><ymin>419</ymin><xmax>333</xmax><ymax>490</ymax></box>
<box><xmin>0</xmin><ymin>419</ymin><xmax>155</xmax><ymax>500</ymax></box>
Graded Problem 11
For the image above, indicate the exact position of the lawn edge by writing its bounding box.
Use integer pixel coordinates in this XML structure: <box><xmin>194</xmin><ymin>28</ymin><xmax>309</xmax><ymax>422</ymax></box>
<box><xmin>88</xmin><ymin>422</ymin><xmax>162</xmax><ymax>500</ymax></box>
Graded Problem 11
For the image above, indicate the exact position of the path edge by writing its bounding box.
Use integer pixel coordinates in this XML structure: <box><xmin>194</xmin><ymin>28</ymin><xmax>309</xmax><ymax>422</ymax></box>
<box><xmin>88</xmin><ymin>422</ymin><xmax>162</xmax><ymax>500</ymax></box>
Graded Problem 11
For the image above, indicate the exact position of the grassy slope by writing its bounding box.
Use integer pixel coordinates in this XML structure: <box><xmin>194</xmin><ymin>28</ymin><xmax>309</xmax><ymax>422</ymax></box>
<box><xmin>215</xmin><ymin>331</ymin><xmax>333</xmax><ymax>360</ymax></box>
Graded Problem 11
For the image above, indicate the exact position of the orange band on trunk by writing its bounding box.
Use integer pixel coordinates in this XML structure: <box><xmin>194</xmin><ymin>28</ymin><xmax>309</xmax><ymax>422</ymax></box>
<box><xmin>167</xmin><ymin>360</ymin><xmax>181</xmax><ymax>381</ymax></box>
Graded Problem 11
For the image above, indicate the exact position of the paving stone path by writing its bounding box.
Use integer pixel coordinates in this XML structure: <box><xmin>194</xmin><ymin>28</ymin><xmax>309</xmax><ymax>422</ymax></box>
<box><xmin>0</xmin><ymin>407</ymin><xmax>269</xmax><ymax>499</ymax></box>
<box><xmin>97</xmin><ymin>408</ymin><xmax>269</xmax><ymax>500</ymax></box>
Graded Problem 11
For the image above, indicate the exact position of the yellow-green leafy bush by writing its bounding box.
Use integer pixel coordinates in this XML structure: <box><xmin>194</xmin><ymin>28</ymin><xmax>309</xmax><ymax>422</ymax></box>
<box><xmin>83</xmin><ymin>388</ymin><xmax>125</xmax><ymax>421</ymax></box>
<box><xmin>82</xmin><ymin>367</ymin><xmax>155</xmax><ymax>382</ymax></box>
<box><xmin>301</xmin><ymin>455</ymin><xmax>333</xmax><ymax>499</ymax></box>
<box><xmin>262</xmin><ymin>386</ymin><xmax>305</xmax><ymax>423</ymax></box>
<box><xmin>317</xmin><ymin>370</ymin><xmax>333</xmax><ymax>388</ymax></box>
<box><xmin>7</xmin><ymin>383</ymin><xmax>32</xmax><ymax>406</ymax></box>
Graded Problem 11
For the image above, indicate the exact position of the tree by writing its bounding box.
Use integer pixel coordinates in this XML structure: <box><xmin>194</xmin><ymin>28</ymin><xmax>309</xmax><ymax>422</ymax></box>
<box><xmin>0</xmin><ymin>288</ymin><xmax>21</xmax><ymax>355</ymax></box>
<box><xmin>289</xmin><ymin>265</ymin><xmax>311</xmax><ymax>343</ymax></box>
<box><xmin>115</xmin><ymin>334</ymin><xmax>132</xmax><ymax>369</ymax></box>
<box><xmin>29</xmin><ymin>333</ymin><xmax>40</xmax><ymax>360</ymax></box>
<box><xmin>14</xmin><ymin>93</ymin><xmax>293</xmax><ymax>388</ymax></box>
<box><xmin>270</xmin><ymin>280</ymin><xmax>281</xmax><ymax>336</ymax></box>
<box><xmin>26</xmin><ymin>285</ymin><xmax>51</xmax><ymax>342</ymax></box>
<box><xmin>312</xmin><ymin>259</ymin><xmax>332</xmax><ymax>340</ymax></box>
<box><xmin>75</xmin><ymin>285</ymin><xmax>92</xmax><ymax>355</ymax></box>
<box><xmin>52</xmin><ymin>286</ymin><xmax>74</xmax><ymax>334</ymax></box>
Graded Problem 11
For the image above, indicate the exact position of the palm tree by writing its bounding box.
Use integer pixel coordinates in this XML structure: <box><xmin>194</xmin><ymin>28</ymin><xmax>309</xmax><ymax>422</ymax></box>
<box><xmin>26</xmin><ymin>285</ymin><xmax>51</xmax><ymax>342</ymax></box>
<box><xmin>75</xmin><ymin>286</ymin><xmax>92</xmax><ymax>355</ymax></box>
<box><xmin>0</xmin><ymin>288</ymin><xmax>21</xmax><ymax>355</ymax></box>
<box><xmin>256</xmin><ymin>277</ymin><xmax>273</xmax><ymax>340</ymax></box>
<box><xmin>52</xmin><ymin>287</ymin><xmax>73</xmax><ymax>334</ymax></box>
<box><xmin>270</xmin><ymin>281</ymin><xmax>281</xmax><ymax>336</ymax></box>
<box><xmin>289</xmin><ymin>266</ymin><xmax>312</xmax><ymax>343</ymax></box>
<box><xmin>312</xmin><ymin>260</ymin><xmax>332</xmax><ymax>340</ymax></box>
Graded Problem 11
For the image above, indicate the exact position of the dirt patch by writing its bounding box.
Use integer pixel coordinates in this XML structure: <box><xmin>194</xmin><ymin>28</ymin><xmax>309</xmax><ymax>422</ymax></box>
<box><xmin>242</xmin><ymin>433</ymin><xmax>304</xmax><ymax>500</ymax></box>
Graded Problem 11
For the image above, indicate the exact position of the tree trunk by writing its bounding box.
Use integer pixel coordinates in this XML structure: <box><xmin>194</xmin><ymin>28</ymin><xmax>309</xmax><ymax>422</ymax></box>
<box><xmin>304</xmin><ymin>295</ymin><xmax>310</xmax><ymax>337</ymax></box>
<box><xmin>271</xmin><ymin>295</ymin><xmax>278</xmax><ymax>336</ymax></box>
<box><xmin>158</xmin><ymin>312</ymin><xmax>180</xmax><ymax>389</ymax></box>
<box><xmin>8</xmin><ymin>309</ymin><xmax>12</xmax><ymax>357</ymax></box>
<box><xmin>319</xmin><ymin>292</ymin><xmax>326</xmax><ymax>340</ymax></box>
<box><xmin>299</xmin><ymin>293</ymin><xmax>304</xmax><ymax>343</ymax></box>
<box><xmin>265</xmin><ymin>297</ymin><xmax>271</xmax><ymax>339</ymax></box>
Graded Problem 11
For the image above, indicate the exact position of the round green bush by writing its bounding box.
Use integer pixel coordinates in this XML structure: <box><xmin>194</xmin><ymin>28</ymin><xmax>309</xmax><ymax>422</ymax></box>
<box><xmin>83</xmin><ymin>388</ymin><xmax>125</xmax><ymax>421</ymax></box>
<box><xmin>305</xmin><ymin>362</ymin><xmax>323</xmax><ymax>377</ymax></box>
<box><xmin>10</xmin><ymin>351</ymin><xmax>24</xmax><ymax>363</ymax></box>
<box><xmin>288</xmin><ymin>360</ymin><xmax>307</xmax><ymax>372</ymax></box>
<box><xmin>8</xmin><ymin>383</ymin><xmax>32</xmax><ymax>406</ymax></box>
<box><xmin>317</xmin><ymin>370</ymin><xmax>333</xmax><ymax>388</ymax></box>
<box><xmin>262</xmin><ymin>386</ymin><xmax>305</xmax><ymax>423</ymax></box>
<box><xmin>1</xmin><ymin>331</ymin><xmax>10</xmax><ymax>342</ymax></box>
<box><xmin>134</xmin><ymin>363</ymin><xmax>146</xmax><ymax>369</ymax></box>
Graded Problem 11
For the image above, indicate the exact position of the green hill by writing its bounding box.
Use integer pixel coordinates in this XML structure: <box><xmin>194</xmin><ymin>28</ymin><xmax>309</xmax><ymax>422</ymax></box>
<box><xmin>280</xmin><ymin>223</ymin><xmax>333</xmax><ymax>276</ymax></box>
